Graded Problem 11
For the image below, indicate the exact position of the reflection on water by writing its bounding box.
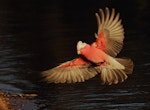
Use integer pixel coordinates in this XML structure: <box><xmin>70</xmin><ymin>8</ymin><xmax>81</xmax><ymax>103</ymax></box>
<box><xmin>0</xmin><ymin>0</ymin><xmax>150</xmax><ymax>109</ymax></box>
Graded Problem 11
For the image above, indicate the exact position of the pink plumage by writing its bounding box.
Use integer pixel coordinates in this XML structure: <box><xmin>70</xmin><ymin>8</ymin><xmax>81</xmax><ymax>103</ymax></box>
<box><xmin>41</xmin><ymin>7</ymin><xmax>134</xmax><ymax>85</ymax></box>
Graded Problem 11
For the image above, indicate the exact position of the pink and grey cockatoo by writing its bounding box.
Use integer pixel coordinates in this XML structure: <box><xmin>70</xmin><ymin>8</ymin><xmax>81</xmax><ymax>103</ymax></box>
<box><xmin>41</xmin><ymin>7</ymin><xmax>134</xmax><ymax>85</ymax></box>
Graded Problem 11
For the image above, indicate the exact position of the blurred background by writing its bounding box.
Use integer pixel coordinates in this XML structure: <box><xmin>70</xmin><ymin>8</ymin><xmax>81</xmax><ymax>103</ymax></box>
<box><xmin>0</xmin><ymin>0</ymin><xmax>149</xmax><ymax>109</ymax></box>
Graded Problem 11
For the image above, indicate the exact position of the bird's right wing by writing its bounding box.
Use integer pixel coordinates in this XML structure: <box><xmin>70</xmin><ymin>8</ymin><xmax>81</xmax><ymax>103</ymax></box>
<box><xmin>41</xmin><ymin>57</ymin><xmax>98</xmax><ymax>83</ymax></box>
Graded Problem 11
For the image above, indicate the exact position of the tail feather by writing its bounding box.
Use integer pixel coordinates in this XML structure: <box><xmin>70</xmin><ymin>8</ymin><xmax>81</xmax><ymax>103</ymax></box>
<box><xmin>106</xmin><ymin>56</ymin><xmax>125</xmax><ymax>69</ymax></box>
<box><xmin>115</xmin><ymin>58</ymin><xmax>134</xmax><ymax>74</ymax></box>
<box><xmin>95</xmin><ymin>56</ymin><xmax>133</xmax><ymax>85</ymax></box>
<box><xmin>100</xmin><ymin>67</ymin><xmax>127</xmax><ymax>85</ymax></box>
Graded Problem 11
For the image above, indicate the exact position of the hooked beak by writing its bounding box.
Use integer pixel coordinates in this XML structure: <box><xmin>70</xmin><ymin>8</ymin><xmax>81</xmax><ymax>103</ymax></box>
<box><xmin>77</xmin><ymin>50</ymin><xmax>80</xmax><ymax>54</ymax></box>
<box><xmin>77</xmin><ymin>41</ymin><xmax>82</xmax><ymax>55</ymax></box>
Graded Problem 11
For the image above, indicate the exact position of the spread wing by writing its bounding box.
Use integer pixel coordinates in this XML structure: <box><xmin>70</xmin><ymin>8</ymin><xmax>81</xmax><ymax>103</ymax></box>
<box><xmin>41</xmin><ymin>57</ymin><xmax>98</xmax><ymax>83</ymax></box>
<box><xmin>94</xmin><ymin>7</ymin><xmax>124</xmax><ymax>57</ymax></box>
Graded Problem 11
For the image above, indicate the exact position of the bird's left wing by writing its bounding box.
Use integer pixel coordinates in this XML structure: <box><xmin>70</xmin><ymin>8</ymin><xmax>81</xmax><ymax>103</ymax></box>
<box><xmin>94</xmin><ymin>7</ymin><xmax>124</xmax><ymax>57</ymax></box>
<box><xmin>41</xmin><ymin>57</ymin><xmax>97</xmax><ymax>83</ymax></box>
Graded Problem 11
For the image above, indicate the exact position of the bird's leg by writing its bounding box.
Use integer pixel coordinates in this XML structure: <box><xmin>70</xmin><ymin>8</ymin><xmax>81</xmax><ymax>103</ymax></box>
<box><xmin>96</xmin><ymin>62</ymin><xmax>106</xmax><ymax>66</ymax></box>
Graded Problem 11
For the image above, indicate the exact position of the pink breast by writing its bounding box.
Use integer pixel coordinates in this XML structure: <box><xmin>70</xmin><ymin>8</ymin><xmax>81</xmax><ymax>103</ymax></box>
<box><xmin>81</xmin><ymin>45</ymin><xmax>106</xmax><ymax>63</ymax></box>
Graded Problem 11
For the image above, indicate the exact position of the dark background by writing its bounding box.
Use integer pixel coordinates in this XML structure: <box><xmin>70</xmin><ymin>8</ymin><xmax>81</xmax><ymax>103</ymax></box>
<box><xmin>0</xmin><ymin>0</ymin><xmax>149</xmax><ymax>109</ymax></box>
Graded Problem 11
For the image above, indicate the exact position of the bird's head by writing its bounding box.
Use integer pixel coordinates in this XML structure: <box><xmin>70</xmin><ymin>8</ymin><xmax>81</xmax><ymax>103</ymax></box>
<box><xmin>77</xmin><ymin>41</ymin><xmax>87</xmax><ymax>55</ymax></box>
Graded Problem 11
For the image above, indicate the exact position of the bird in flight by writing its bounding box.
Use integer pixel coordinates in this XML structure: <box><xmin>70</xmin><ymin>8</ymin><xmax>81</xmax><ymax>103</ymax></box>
<box><xmin>41</xmin><ymin>7</ymin><xmax>134</xmax><ymax>85</ymax></box>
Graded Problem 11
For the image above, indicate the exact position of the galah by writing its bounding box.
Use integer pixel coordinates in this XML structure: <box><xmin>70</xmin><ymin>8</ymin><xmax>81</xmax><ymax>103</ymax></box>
<box><xmin>41</xmin><ymin>7</ymin><xmax>133</xmax><ymax>85</ymax></box>
<box><xmin>77</xmin><ymin>41</ymin><xmax>133</xmax><ymax>85</ymax></box>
